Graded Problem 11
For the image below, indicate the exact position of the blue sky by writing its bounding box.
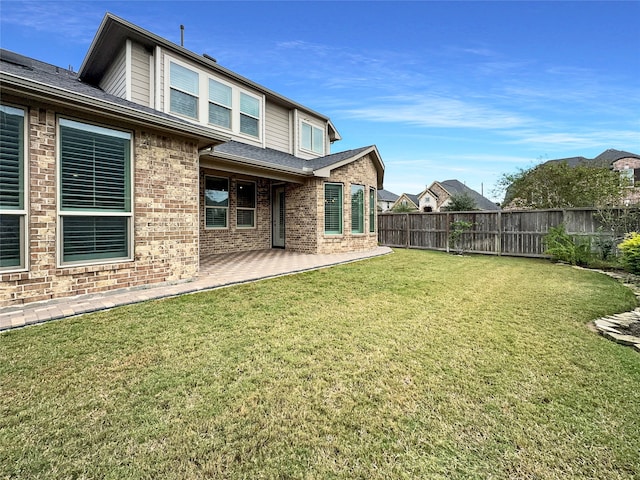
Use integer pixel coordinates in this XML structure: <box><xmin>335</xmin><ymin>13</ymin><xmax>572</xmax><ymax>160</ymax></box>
<box><xmin>1</xmin><ymin>1</ymin><xmax>639</xmax><ymax>202</ymax></box>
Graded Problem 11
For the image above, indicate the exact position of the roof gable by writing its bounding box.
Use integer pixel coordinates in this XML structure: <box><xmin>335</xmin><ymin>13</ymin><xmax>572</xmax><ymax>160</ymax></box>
<box><xmin>79</xmin><ymin>13</ymin><xmax>337</xmax><ymax>131</ymax></box>
<box><xmin>208</xmin><ymin>141</ymin><xmax>384</xmax><ymax>187</ymax></box>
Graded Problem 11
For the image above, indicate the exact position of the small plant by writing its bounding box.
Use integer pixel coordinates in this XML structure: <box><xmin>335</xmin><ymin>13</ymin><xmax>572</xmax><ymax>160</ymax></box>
<box><xmin>449</xmin><ymin>220</ymin><xmax>474</xmax><ymax>254</ymax></box>
<box><xmin>543</xmin><ymin>224</ymin><xmax>591</xmax><ymax>266</ymax></box>
<box><xmin>618</xmin><ymin>232</ymin><xmax>640</xmax><ymax>274</ymax></box>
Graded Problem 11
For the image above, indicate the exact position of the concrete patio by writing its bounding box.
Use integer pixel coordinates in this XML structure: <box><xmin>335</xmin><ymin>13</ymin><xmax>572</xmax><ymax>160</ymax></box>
<box><xmin>0</xmin><ymin>247</ymin><xmax>392</xmax><ymax>331</ymax></box>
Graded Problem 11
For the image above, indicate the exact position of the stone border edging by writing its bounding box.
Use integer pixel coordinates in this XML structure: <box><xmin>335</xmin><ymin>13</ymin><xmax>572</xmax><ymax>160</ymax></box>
<box><xmin>584</xmin><ymin>268</ymin><xmax>640</xmax><ymax>353</ymax></box>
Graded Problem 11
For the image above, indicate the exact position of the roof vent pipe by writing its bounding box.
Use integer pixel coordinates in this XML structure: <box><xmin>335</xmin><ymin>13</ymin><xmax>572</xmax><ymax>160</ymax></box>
<box><xmin>180</xmin><ymin>24</ymin><xmax>184</xmax><ymax>47</ymax></box>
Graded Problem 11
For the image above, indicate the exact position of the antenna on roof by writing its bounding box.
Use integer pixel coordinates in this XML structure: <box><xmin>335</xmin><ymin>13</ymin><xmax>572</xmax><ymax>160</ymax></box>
<box><xmin>180</xmin><ymin>24</ymin><xmax>184</xmax><ymax>47</ymax></box>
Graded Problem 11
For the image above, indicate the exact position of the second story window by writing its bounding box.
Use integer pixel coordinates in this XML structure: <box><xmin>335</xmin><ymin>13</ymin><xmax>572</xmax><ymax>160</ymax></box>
<box><xmin>240</xmin><ymin>93</ymin><xmax>260</xmax><ymax>138</ymax></box>
<box><xmin>170</xmin><ymin>62</ymin><xmax>199</xmax><ymax>119</ymax></box>
<box><xmin>301</xmin><ymin>122</ymin><xmax>324</xmax><ymax>155</ymax></box>
<box><xmin>209</xmin><ymin>79</ymin><xmax>232</xmax><ymax>129</ymax></box>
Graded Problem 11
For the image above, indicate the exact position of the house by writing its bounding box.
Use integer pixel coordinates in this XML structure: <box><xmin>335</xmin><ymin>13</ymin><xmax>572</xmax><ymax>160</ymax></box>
<box><xmin>0</xmin><ymin>13</ymin><xmax>384</xmax><ymax>308</ymax></box>
<box><xmin>503</xmin><ymin>149</ymin><xmax>640</xmax><ymax>208</ymax></box>
<box><xmin>377</xmin><ymin>189</ymin><xmax>399</xmax><ymax>212</ymax></box>
<box><xmin>391</xmin><ymin>193</ymin><xmax>420</xmax><ymax>211</ymax></box>
<box><xmin>418</xmin><ymin>180</ymin><xmax>499</xmax><ymax>212</ymax></box>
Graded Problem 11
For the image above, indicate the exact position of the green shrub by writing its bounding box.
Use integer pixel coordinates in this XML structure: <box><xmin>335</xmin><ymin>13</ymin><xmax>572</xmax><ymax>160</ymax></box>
<box><xmin>618</xmin><ymin>232</ymin><xmax>640</xmax><ymax>274</ymax></box>
<box><xmin>449</xmin><ymin>220</ymin><xmax>474</xmax><ymax>254</ymax></box>
<box><xmin>543</xmin><ymin>224</ymin><xmax>591</xmax><ymax>266</ymax></box>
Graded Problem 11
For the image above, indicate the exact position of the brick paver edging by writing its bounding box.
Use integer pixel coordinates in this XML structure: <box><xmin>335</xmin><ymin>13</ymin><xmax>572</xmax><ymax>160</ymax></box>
<box><xmin>0</xmin><ymin>247</ymin><xmax>392</xmax><ymax>332</ymax></box>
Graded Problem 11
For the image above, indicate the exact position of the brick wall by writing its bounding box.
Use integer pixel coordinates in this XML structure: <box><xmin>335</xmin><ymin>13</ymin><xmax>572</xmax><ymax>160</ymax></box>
<box><xmin>316</xmin><ymin>154</ymin><xmax>379</xmax><ymax>254</ymax></box>
<box><xmin>284</xmin><ymin>154</ymin><xmax>379</xmax><ymax>254</ymax></box>
<box><xmin>613</xmin><ymin>157</ymin><xmax>640</xmax><ymax>205</ymax></box>
<box><xmin>0</xmin><ymin>105</ymin><xmax>200</xmax><ymax>307</ymax></box>
<box><xmin>199</xmin><ymin>168</ymin><xmax>271</xmax><ymax>255</ymax></box>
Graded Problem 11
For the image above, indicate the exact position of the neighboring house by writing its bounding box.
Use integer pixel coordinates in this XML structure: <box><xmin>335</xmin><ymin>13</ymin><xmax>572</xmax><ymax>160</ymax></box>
<box><xmin>0</xmin><ymin>13</ymin><xmax>384</xmax><ymax>308</ymax></box>
<box><xmin>418</xmin><ymin>180</ymin><xmax>499</xmax><ymax>212</ymax></box>
<box><xmin>377</xmin><ymin>189</ymin><xmax>399</xmax><ymax>212</ymax></box>
<box><xmin>504</xmin><ymin>148</ymin><xmax>640</xmax><ymax>208</ymax></box>
<box><xmin>391</xmin><ymin>193</ymin><xmax>420</xmax><ymax>211</ymax></box>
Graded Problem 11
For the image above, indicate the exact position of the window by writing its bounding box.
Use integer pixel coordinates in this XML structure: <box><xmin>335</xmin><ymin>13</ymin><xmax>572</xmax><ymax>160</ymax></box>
<box><xmin>369</xmin><ymin>188</ymin><xmax>376</xmax><ymax>233</ymax></box>
<box><xmin>240</xmin><ymin>93</ymin><xmax>260</xmax><ymax>137</ymax></box>
<box><xmin>205</xmin><ymin>176</ymin><xmax>229</xmax><ymax>228</ymax></box>
<box><xmin>209</xmin><ymin>79</ymin><xmax>232</xmax><ymax>129</ymax></box>
<box><xmin>0</xmin><ymin>105</ymin><xmax>26</xmax><ymax>271</ymax></box>
<box><xmin>301</xmin><ymin>122</ymin><xmax>324</xmax><ymax>154</ymax></box>
<box><xmin>59</xmin><ymin>119</ymin><xmax>132</xmax><ymax>264</ymax></box>
<box><xmin>324</xmin><ymin>183</ymin><xmax>342</xmax><ymax>235</ymax></box>
<box><xmin>236</xmin><ymin>180</ymin><xmax>256</xmax><ymax>228</ymax></box>
<box><xmin>170</xmin><ymin>62</ymin><xmax>199</xmax><ymax>119</ymax></box>
<box><xmin>351</xmin><ymin>185</ymin><xmax>364</xmax><ymax>234</ymax></box>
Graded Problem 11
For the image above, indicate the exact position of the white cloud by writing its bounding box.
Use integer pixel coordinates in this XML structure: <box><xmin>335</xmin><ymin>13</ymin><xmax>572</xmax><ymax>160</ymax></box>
<box><xmin>340</xmin><ymin>94</ymin><xmax>529</xmax><ymax>129</ymax></box>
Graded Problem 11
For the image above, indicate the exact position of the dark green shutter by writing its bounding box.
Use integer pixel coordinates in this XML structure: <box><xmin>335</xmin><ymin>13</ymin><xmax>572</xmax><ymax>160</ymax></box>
<box><xmin>60</xmin><ymin>125</ymin><xmax>129</xmax><ymax>211</ymax></box>
<box><xmin>59</xmin><ymin>120</ymin><xmax>131</xmax><ymax>263</ymax></box>
<box><xmin>351</xmin><ymin>186</ymin><xmax>364</xmax><ymax>233</ymax></box>
<box><xmin>0</xmin><ymin>107</ymin><xmax>24</xmax><ymax>209</ymax></box>
<box><xmin>324</xmin><ymin>184</ymin><xmax>342</xmax><ymax>234</ymax></box>
<box><xmin>62</xmin><ymin>216</ymin><xmax>128</xmax><ymax>262</ymax></box>
<box><xmin>369</xmin><ymin>189</ymin><xmax>376</xmax><ymax>232</ymax></box>
<box><xmin>0</xmin><ymin>214</ymin><xmax>21</xmax><ymax>267</ymax></box>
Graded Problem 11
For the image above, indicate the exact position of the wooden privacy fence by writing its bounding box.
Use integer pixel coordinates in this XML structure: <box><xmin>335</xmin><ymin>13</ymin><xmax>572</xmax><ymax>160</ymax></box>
<box><xmin>377</xmin><ymin>208</ymin><xmax>640</xmax><ymax>257</ymax></box>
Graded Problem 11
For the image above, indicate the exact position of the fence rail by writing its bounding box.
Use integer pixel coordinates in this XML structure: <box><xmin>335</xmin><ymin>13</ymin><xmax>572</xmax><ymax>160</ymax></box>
<box><xmin>377</xmin><ymin>208</ymin><xmax>640</xmax><ymax>257</ymax></box>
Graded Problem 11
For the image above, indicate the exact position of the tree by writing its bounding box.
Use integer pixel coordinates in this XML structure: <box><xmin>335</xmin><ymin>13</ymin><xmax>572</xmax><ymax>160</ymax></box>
<box><xmin>391</xmin><ymin>203</ymin><xmax>416</xmax><ymax>213</ymax></box>
<box><xmin>498</xmin><ymin>161</ymin><xmax>627</xmax><ymax>209</ymax></box>
<box><xmin>442</xmin><ymin>192</ymin><xmax>478</xmax><ymax>211</ymax></box>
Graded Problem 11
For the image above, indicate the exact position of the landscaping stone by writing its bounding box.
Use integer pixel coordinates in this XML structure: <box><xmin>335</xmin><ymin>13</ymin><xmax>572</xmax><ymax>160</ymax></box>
<box><xmin>591</xmin><ymin>269</ymin><xmax>640</xmax><ymax>354</ymax></box>
<box><xmin>603</xmin><ymin>331</ymin><xmax>640</xmax><ymax>346</ymax></box>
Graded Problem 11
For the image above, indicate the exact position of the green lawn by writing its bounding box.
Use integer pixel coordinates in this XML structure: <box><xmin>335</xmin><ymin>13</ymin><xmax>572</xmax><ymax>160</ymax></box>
<box><xmin>1</xmin><ymin>249</ymin><xmax>639</xmax><ymax>479</ymax></box>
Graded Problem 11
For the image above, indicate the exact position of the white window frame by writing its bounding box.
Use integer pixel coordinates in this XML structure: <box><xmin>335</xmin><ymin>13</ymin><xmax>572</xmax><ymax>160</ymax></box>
<box><xmin>208</xmin><ymin>78</ymin><xmax>233</xmax><ymax>130</ymax></box>
<box><xmin>204</xmin><ymin>175</ymin><xmax>229</xmax><ymax>229</ymax></box>
<box><xmin>369</xmin><ymin>187</ymin><xmax>376</xmax><ymax>233</ymax></box>
<box><xmin>164</xmin><ymin>54</ymin><xmax>264</xmax><ymax>143</ymax></box>
<box><xmin>239</xmin><ymin>92</ymin><xmax>261</xmax><ymax>139</ymax></box>
<box><xmin>236</xmin><ymin>179</ymin><xmax>256</xmax><ymax>229</ymax></box>
<box><xmin>324</xmin><ymin>182</ymin><xmax>343</xmax><ymax>235</ymax></box>
<box><xmin>300</xmin><ymin>120</ymin><xmax>325</xmax><ymax>155</ymax></box>
<box><xmin>351</xmin><ymin>184</ymin><xmax>365</xmax><ymax>234</ymax></box>
<box><xmin>168</xmin><ymin>61</ymin><xmax>199</xmax><ymax>119</ymax></box>
<box><xmin>0</xmin><ymin>104</ymin><xmax>28</xmax><ymax>273</ymax></box>
<box><xmin>56</xmin><ymin>117</ymin><xmax>134</xmax><ymax>268</ymax></box>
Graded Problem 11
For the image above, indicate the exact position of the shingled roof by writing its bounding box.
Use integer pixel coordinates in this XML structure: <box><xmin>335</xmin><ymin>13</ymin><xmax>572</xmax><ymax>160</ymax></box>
<box><xmin>438</xmin><ymin>179</ymin><xmax>500</xmax><ymax>211</ymax></box>
<box><xmin>545</xmin><ymin>149</ymin><xmax>640</xmax><ymax>169</ymax></box>
<box><xmin>0</xmin><ymin>49</ymin><xmax>228</xmax><ymax>147</ymax></box>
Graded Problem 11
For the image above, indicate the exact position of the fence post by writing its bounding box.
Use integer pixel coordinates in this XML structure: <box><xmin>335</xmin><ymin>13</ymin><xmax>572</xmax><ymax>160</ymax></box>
<box><xmin>445</xmin><ymin>212</ymin><xmax>450</xmax><ymax>253</ymax></box>
<box><xmin>496</xmin><ymin>210</ymin><xmax>502</xmax><ymax>256</ymax></box>
<box><xmin>405</xmin><ymin>213</ymin><xmax>410</xmax><ymax>248</ymax></box>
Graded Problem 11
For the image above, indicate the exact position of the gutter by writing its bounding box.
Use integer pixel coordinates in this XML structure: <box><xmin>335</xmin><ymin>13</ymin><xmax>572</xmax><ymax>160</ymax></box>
<box><xmin>0</xmin><ymin>71</ymin><xmax>230</xmax><ymax>145</ymax></box>
<box><xmin>200</xmin><ymin>148</ymin><xmax>314</xmax><ymax>178</ymax></box>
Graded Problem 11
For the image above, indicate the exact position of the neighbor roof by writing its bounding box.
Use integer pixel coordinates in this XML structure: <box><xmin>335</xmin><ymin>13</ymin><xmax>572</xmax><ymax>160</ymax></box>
<box><xmin>545</xmin><ymin>149</ymin><xmax>640</xmax><ymax>169</ymax></box>
<box><xmin>439</xmin><ymin>179</ymin><xmax>500</xmax><ymax>211</ymax></box>
<box><xmin>377</xmin><ymin>189</ymin><xmax>399</xmax><ymax>202</ymax></box>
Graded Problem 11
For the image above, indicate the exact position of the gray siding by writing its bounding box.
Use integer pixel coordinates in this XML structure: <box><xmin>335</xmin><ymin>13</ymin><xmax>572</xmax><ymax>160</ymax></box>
<box><xmin>131</xmin><ymin>42</ymin><xmax>151</xmax><ymax>106</ymax></box>
<box><xmin>265</xmin><ymin>101</ymin><xmax>290</xmax><ymax>153</ymax></box>
<box><xmin>99</xmin><ymin>45</ymin><xmax>126</xmax><ymax>99</ymax></box>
